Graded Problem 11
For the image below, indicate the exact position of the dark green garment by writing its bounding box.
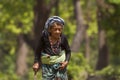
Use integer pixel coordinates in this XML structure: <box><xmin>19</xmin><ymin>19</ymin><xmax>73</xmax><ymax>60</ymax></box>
<box><xmin>41</xmin><ymin>51</ymin><xmax>68</xmax><ymax>80</ymax></box>
<box><xmin>42</xmin><ymin>64</ymin><xmax>68</xmax><ymax>80</ymax></box>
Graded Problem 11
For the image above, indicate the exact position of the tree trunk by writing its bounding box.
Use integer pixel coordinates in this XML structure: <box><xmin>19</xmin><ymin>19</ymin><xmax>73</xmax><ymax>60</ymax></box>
<box><xmin>71</xmin><ymin>0</ymin><xmax>86</xmax><ymax>52</ymax></box>
<box><xmin>33</xmin><ymin>0</ymin><xmax>58</xmax><ymax>49</ymax></box>
<box><xmin>96</xmin><ymin>0</ymin><xmax>109</xmax><ymax>70</ymax></box>
<box><xmin>55</xmin><ymin>0</ymin><xmax>59</xmax><ymax>15</ymax></box>
<box><xmin>96</xmin><ymin>29</ymin><xmax>109</xmax><ymax>70</ymax></box>
<box><xmin>16</xmin><ymin>34</ymin><xmax>28</xmax><ymax>76</ymax></box>
<box><xmin>33</xmin><ymin>0</ymin><xmax>50</xmax><ymax>45</ymax></box>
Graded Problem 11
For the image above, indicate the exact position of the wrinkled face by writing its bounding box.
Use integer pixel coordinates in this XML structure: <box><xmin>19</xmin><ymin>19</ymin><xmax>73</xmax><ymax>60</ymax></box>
<box><xmin>49</xmin><ymin>22</ymin><xmax>63</xmax><ymax>39</ymax></box>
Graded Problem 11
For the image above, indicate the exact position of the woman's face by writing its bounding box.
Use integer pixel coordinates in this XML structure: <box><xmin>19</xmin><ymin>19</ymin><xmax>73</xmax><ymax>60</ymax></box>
<box><xmin>49</xmin><ymin>22</ymin><xmax>63</xmax><ymax>39</ymax></box>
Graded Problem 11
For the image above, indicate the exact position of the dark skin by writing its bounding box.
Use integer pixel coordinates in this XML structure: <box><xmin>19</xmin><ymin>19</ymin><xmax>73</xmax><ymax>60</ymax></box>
<box><xmin>33</xmin><ymin>22</ymin><xmax>68</xmax><ymax>72</ymax></box>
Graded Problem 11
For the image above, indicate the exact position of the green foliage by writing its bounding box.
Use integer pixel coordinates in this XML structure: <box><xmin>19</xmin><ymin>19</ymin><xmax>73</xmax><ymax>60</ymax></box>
<box><xmin>0</xmin><ymin>54</ymin><xmax>20</xmax><ymax>80</ymax></box>
<box><xmin>0</xmin><ymin>0</ymin><xmax>120</xmax><ymax>79</ymax></box>
<box><xmin>102</xmin><ymin>1</ymin><xmax>120</xmax><ymax>62</ymax></box>
<box><xmin>0</xmin><ymin>0</ymin><xmax>34</xmax><ymax>55</ymax></box>
<box><xmin>0</xmin><ymin>0</ymin><xmax>34</xmax><ymax>34</ymax></box>
<box><xmin>67</xmin><ymin>53</ymin><xmax>92</xmax><ymax>80</ymax></box>
<box><xmin>95</xmin><ymin>65</ymin><xmax>120</xmax><ymax>80</ymax></box>
<box><xmin>0</xmin><ymin>0</ymin><xmax>34</xmax><ymax>79</ymax></box>
<box><xmin>109</xmin><ymin>0</ymin><xmax>120</xmax><ymax>4</ymax></box>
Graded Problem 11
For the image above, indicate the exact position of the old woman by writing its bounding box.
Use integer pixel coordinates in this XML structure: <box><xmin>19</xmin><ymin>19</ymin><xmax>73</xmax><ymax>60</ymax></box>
<box><xmin>33</xmin><ymin>16</ymin><xmax>71</xmax><ymax>80</ymax></box>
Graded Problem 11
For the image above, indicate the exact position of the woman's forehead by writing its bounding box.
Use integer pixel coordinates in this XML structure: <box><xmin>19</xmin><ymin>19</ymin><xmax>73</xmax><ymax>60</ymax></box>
<box><xmin>51</xmin><ymin>25</ymin><xmax>63</xmax><ymax>29</ymax></box>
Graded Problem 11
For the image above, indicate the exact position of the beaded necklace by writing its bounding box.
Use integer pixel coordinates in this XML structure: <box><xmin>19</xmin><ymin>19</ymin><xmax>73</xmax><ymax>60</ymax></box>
<box><xmin>49</xmin><ymin>37</ymin><xmax>61</xmax><ymax>54</ymax></box>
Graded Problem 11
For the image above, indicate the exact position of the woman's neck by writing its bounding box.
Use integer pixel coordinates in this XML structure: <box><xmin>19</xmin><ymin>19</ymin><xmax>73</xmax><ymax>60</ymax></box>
<box><xmin>49</xmin><ymin>36</ymin><xmax>60</xmax><ymax>44</ymax></box>
<box><xmin>50</xmin><ymin>35</ymin><xmax>60</xmax><ymax>40</ymax></box>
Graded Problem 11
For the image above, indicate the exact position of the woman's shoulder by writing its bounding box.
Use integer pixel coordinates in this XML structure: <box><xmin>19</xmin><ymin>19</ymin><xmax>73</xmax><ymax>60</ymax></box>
<box><xmin>61</xmin><ymin>34</ymin><xmax>67</xmax><ymax>38</ymax></box>
<box><xmin>61</xmin><ymin>34</ymin><xmax>68</xmax><ymax>42</ymax></box>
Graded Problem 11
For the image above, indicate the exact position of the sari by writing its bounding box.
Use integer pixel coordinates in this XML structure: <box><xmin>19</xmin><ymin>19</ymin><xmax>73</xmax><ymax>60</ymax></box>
<box><xmin>41</xmin><ymin>51</ymin><xmax>68</xmax><ymax>80</ymax></box>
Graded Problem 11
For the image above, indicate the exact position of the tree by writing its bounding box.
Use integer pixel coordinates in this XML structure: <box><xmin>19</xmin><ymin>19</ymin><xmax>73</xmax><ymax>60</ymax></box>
<box><xmin>16</xmin><ymin>34</ymin><xmax>28</xmax><ymax>76</ymax></box>
<box><xmin>17</xmin><ymin>0</ymin><xmax>59</xmax><ymax>77</ymax></box>
<box><xmin>71</xmin><ymin>0</ymin><xmax>86</xmax><ymax>52</ymax></box>
<box><xmin>33</xmin><ymin>0</ymin><xmax>58</xmax><ymax>46</ymax></box>
<box><xmin>96</xmin><ymin>0</ymin><xmax>109</xmax><ymax>70</ymax></box>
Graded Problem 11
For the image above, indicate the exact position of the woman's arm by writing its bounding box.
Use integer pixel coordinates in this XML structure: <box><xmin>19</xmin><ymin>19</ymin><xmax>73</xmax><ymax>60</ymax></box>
<box><xmin>34</xmin><ymin>35</ymin><xmax>44</xmax><ymax>64</ymax></box>
<box><xmin>62</xmin><ymin>35</ymin><xmax>71</xmax><ymax>62</ymax></box>
<box><xmin>59</xmin><ymin>35</ymin><xmax>71</xmax><ymax>69</ymax></box>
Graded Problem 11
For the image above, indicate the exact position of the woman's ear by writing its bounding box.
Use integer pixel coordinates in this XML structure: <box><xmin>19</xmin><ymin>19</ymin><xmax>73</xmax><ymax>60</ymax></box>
<box><xmin>48</xmin><ymin>28</ymin><xmax>52</xmax><ymax>35</ymax></box>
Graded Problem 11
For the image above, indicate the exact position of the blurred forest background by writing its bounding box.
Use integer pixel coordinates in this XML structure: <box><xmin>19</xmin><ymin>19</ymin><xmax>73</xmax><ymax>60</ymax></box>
<box><xmin>0</xmin><ymin>0</ymin><xmax>120</xmax><ymax>80</ymax></box>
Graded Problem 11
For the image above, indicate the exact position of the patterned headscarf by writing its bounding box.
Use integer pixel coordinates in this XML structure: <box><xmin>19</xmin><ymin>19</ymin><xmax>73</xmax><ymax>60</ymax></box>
<box><xmin>44</xmin><ymin>16</ymin><xmax>65</xmax><ymax>30</ymax></box>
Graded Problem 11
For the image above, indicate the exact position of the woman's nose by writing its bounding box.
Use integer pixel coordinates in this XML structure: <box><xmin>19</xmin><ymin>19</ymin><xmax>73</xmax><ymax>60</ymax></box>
<box><xmin>56</xmin><ymin>30</ymin><xmax>60</xmax><ymax>33</ymax></box>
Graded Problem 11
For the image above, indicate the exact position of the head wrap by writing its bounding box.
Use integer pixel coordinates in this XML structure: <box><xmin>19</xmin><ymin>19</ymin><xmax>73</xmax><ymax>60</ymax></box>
<box><xmin>44</xmin><ymin>16</ymin><xmax>65</xmax><ymax>30</ymax></box>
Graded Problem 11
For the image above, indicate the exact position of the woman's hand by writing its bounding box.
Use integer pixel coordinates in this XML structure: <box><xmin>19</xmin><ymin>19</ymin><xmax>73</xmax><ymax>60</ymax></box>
<box><xmin>59</xmin><ymin>61</ymin><xmax>68</xmax><ymax>70</ymax></box>
<box><xmin>33</xmin><ymin>62</ymin><xmax>40</xmax><ymax>72</ymax></box>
